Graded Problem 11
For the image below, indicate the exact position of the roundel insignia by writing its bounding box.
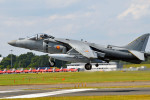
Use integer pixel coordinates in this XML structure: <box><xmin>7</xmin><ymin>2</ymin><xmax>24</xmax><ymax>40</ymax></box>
<box><xmin>85</xmin><ymin>50</ymin><xmax>89</xmax><ymax>52</ymax></box>
<box><xmin>56</xmin><ymin>46</ymin><xmax>60</xmax><ymax>49</ymax></box>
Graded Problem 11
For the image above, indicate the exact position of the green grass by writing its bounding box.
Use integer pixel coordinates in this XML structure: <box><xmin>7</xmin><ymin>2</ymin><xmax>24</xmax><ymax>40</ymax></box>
<box><xmin>0</xmin><ymin>71</ymin><xmax>150</xmax><ymax>86</ymax></box>
<box><xmin>123</xmin><ymin>64</ymin><xmax>150</xmax><ymax>68</ymax></box>
<box><xmin>2</xmin><ymin>95</ymin><xmax>150</xmax><ymax>100</ymax></box>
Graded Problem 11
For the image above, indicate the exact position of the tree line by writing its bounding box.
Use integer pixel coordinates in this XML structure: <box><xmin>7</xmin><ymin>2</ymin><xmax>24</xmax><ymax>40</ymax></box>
<box><xmin>1</xmin><ymin>52</ymin><xmax>150</xmax><ymax>69</ymax></box>
<box><xmin>0</xmin><ymin>52</ymin><xmax>67</xmax><ymax>69</ymax></box>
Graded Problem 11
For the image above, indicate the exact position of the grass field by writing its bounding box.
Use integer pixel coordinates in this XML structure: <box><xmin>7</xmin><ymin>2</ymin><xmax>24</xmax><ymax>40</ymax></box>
<box><xmin>123</xmin><ymin>64</ymin><xmax>150</xmax><ymax>68</ymax></box>
<box><xmin>2</xmin><ymin>95</ymin><xmax>150</xmax><ymax>100</ymax></box>
<box><xmin>0</xmin><ymin>71</ymin><xmax>150</xmax><ymax>86</ymax></box>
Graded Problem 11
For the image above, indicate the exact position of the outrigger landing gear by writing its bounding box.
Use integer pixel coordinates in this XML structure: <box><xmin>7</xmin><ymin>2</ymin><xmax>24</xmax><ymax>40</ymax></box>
<box><xmin>85</xmin><ymin>63</ymin><xmax>92</xmax><ymax>70</ymax></box>
<box><xmin>49</xmin><ymin>57</ymin><xmax>55</xmax><ymax>67</ymax></box>
<box><xmin>105</xmin><ymin>59</ymin><xmax>110</xmax><ymax>63</ymax></box>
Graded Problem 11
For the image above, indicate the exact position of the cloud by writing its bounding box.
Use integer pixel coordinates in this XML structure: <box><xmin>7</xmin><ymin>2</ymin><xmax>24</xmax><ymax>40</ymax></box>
<box><xmin>0</xmin><ymin>10</ymin><xmax>94</xmax><ymax>40</ymax></box>
<box><xmin>45</xmin><ymin>0</ymin><xmax>80</xmax><ymax>9</ymax></box>
<box><xmin>47</xmin><ymin>12</ymin><xmax>93</xmax><ymax>21</ymax></box>
<box><xmin>118</xmin><ymin>0</ymin><xmax>150</xmax><ymax>19</ymax></box>
<box><xmin>0</xmin><ymin>0</ymin><xmax>5</xmax><ymax>3</ymax></box>
<box><xmin>1</xmin><ymin>11</ymin><xmax>93</xmax><ymax>28</ymax></box>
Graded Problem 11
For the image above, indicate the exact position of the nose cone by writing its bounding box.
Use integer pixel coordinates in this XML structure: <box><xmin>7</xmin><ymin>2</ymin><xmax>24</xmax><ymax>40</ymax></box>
<box><xmin>8</xmin><ymin>40</ymin><xmax>17</xmax><ymax>46</ymax></box>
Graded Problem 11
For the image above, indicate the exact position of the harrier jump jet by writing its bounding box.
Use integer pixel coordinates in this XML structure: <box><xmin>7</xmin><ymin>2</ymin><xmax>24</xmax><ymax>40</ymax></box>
<box><xmin>8</xmin><ymin>33</ymin><xmax>150</xmax><ymax>70</ymax></box>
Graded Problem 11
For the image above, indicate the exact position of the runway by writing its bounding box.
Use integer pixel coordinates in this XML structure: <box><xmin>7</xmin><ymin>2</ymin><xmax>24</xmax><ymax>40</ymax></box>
<box><xmin>0</xmin><ymin>81</ymin><xmax>150</xmax><ymax>99</ymax></box>
<box><xmin>1</xmin><ymin>88</ymin><xmax>150</xmax><ymax>99</ymax></box>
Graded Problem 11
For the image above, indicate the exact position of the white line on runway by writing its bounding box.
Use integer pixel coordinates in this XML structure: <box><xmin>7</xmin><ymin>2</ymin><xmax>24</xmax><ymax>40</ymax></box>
<box><xmin>2</xmin><ymin>89</ymin><xmax>96</xmax><ymax>99</ymax></box>
<box><xmin>0</xmin><ymin>90</ymin><xmax>23</xmax><ymax>94</ymax></box>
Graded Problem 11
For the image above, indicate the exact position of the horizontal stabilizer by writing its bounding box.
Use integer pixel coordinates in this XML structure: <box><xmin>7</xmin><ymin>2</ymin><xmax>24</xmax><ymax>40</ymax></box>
<box><xmin>129</xmin><ymin>50</ymin><xmax>145</xmax><ymax>61</ymax></box>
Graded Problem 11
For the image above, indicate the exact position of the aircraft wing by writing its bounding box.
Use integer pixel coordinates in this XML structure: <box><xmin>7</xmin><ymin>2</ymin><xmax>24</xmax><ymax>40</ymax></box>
<box><xmin>55</xmin><ymin>38</ymin><xmax>97</xmax><ymax>58</ymax></box>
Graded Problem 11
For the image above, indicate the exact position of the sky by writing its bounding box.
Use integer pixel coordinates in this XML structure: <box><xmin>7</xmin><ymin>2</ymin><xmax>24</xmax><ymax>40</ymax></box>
<box><xmin>0</xmin><ymin>0</ymin><xmax>150</xmax><ymax>57</ymax></box>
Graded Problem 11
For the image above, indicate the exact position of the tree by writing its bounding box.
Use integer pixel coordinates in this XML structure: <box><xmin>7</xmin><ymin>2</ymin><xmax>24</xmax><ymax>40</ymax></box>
<box><xmin>0</xmin><ymin>54</ymin><xmax>16</xmax><ymax>68</ymax></box>
<box><xmin>14</xmin><ymin>52</ymin><xmax>35</xmax><ymax>68</ymax></box>
<box><xmin>0</xmin><ymin>65</ymin><xmax>4</xmax><ymax>70</ymax></box>
<box><xmin>6</xmin><ymin>65</ymin><xmax>11</xmax><ymax>69</ymax></box>
<box><xmin>28</xmin><ymin>55</ymin><xmax>50</xmax><ymax>68</ymax></box>
<box><xmin>0</xmin><ymin>52</ymin><xmax>68</xmax><ymax>69</ymax></box>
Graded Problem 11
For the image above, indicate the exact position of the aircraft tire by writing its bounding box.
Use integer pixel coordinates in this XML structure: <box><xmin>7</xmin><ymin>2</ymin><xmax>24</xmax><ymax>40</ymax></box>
<box><xmin>95</xmin><ymin>63</ymin><xmax>99</xmax><ymax>67</ymax></box>
<box><xmin>85</xmin><ymin>63</ymin><xmax>92</xmax><ymax>70</ymax></box>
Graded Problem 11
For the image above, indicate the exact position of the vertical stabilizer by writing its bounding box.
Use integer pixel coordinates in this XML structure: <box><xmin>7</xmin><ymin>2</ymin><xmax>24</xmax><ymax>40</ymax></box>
<box><xmin>29</xmin><ymin>68</ymin><xmax>32</xmax><ymax>71</ymax></box>
<box><xmin>124</xmin><ymin>34</ymin><xmax>150</xmax><ymax>51</ymax></box>
<box><xmin>45</xmin><ymin>67</ymin><xmax>48</xmax><ymax>70</ymax></box>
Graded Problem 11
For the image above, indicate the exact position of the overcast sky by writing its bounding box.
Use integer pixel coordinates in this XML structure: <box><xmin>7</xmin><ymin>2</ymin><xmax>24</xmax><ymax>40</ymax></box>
<box><xmin>0</xmin><ymin>0</ymin><xmax>150</xmax><ymax>57</ymax></box>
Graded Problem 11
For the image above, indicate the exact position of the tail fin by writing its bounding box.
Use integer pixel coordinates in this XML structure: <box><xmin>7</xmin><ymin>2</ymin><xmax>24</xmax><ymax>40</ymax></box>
<box><xmin>60</xmin><ymin>67</ymin><xmax>63</xmax><ymax>70</ymax></box>
<box><xmin>29</xmin><ymin>68</ymin><xmax>31</xmax><ymax>71</ymax></box>
<box><xmin>124</xmin><ymin>33</ymin><xmax>150</xmax><ymax>51</ymax></box>
<box><xmin>37</xmin><ymin>68</ymin><xmax>40</xmax><ymax>70</ymax></box>
<box><xmin>21</xmin><ymin>68</ymin><xmax>23</xmax><ymax>71</ymax></box>
<box><xmin>4</xmin><ymin>68</ymin><xmax>6</xmax><ymax>71</ymax></box>
<box><xmin>12</xmin><ymin>68</ymin><xmax>15</xmax><ymax>71</ymax></box>
<box><xmin>45</xmin><ymin>67</ymin><xmax>48</xmax><ymax>70</ymax></box>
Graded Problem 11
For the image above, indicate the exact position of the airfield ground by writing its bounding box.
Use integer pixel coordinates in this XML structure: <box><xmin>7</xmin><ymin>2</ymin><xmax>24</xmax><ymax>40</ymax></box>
<box><xmin>0</xmin><ymin>71</ymin><xmax>150</xmax><ymax>86</ymax></box>
<box><xmin>1</xmin><ymin>95</ymin><xmax>150</xmax><ymax>100</ymax></box>
<box><xmin>1</xmin><ymin>71</ymin><xmax>150</xmax><ymax>100</ymax></box>
<box><xmin>123</xmin><ymin>64</ymin><xmax>150</xmax><ymax>68</ymax></box>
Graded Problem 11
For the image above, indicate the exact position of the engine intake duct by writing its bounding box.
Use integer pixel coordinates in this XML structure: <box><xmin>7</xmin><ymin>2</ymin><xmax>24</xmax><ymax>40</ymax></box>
<box><xmin>96</xmin><ymin>52</ymin><xmax>105</xmax><ymax>58</ymax></box>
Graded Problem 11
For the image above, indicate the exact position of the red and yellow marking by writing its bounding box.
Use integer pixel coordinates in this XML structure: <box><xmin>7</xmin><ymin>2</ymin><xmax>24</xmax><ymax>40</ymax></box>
<box><xmin>56</xmin><ymin>46</ymin><xmax>60</xmax><ymax>50</ymax></box>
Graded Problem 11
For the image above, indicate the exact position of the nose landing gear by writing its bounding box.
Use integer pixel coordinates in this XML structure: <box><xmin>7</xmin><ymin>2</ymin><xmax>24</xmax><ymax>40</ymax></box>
<box><xmin>49</xmin><ymin>57</ymin><xmax>55</xmax><ymax>67</ymax></box>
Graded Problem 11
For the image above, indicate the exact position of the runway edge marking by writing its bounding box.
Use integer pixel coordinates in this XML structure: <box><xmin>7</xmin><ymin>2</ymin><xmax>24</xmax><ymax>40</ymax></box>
<box><xmin>0</xmin><ymin>90</ymin><xmax>23</xmax><ymax>94</ymax></box>
<box><xmin>2</xmin><ymin>89</ymin><xmax>97</xmax><ymax>99</ymax></box>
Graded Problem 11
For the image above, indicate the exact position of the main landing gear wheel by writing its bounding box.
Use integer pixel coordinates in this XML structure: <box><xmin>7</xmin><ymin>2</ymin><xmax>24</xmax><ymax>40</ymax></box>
<box><xmin>95</xmin><ymin>63</ymin><xmax>99</xmax><ymax>67</ymax></box>
<box><xmin>85</xmin><ymin>63</ymin><xmax>92</xmax><ymax>70</ymax></box>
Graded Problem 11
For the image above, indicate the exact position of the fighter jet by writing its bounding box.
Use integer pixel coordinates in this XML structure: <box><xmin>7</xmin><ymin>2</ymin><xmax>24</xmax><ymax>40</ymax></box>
<box><xmin>8</xmin><ymin>33</ymin><xmax>150</xmax><ymax>70</ymax></box>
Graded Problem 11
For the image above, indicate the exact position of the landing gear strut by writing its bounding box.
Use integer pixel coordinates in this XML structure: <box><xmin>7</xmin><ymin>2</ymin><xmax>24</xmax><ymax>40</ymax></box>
<box><xmin>104</xmin><ymin>59</ymin><xmax>110</xmax><ymax>63</ymax></box>
<box><xmin>85</xmin><ymin>63</ymin><xmax>92</xmax><ymax>70</ymax></box>
<box><xmin>49</xmin><ymin>57</ymin><xmax>55</xmax><ymax>67</ymax></box>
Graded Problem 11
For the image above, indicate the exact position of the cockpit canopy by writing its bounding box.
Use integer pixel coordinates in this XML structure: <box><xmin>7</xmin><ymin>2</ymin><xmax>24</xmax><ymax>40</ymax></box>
<box><xmin>28</xmin><ymin>33</ymin><xmax>55</xmax><ymax>40</ymax></box>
